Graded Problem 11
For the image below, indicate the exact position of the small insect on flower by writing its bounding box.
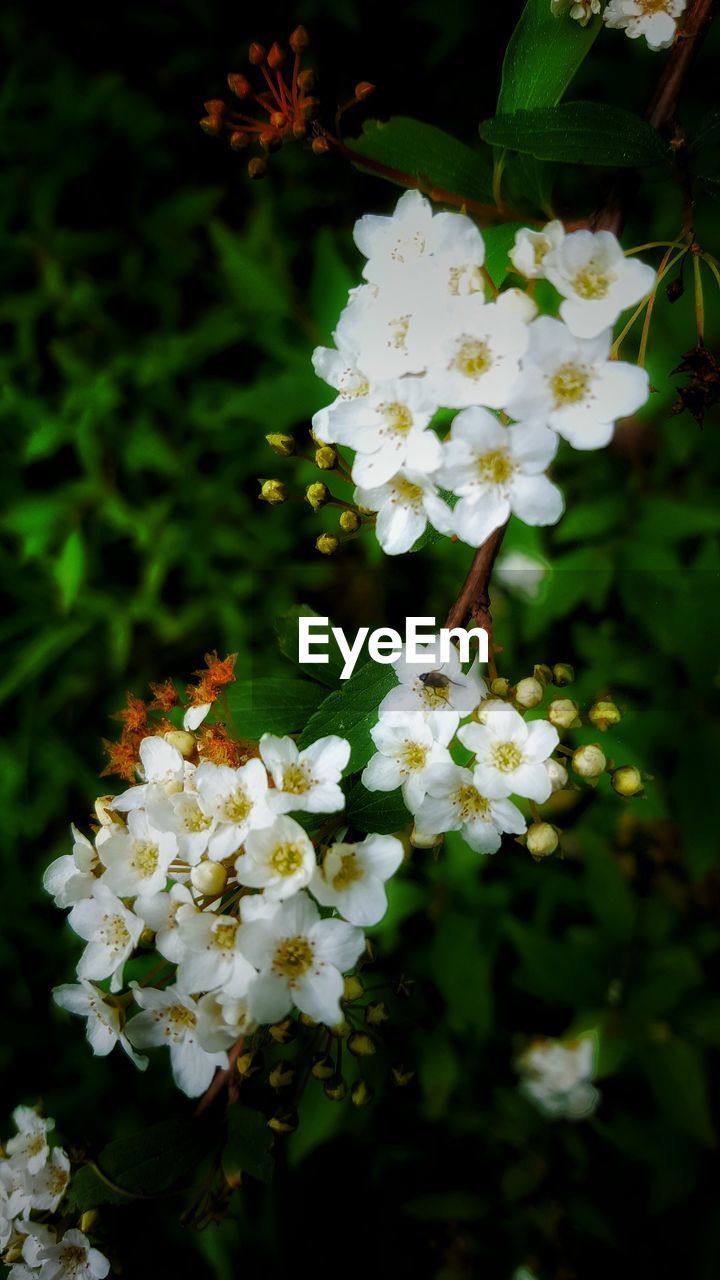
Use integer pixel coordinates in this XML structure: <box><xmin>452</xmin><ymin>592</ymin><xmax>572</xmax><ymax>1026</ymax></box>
<box><xmin>418</xmin><ymin>670</ymin><xmax>459</xmax><ymax>691</ymax></box>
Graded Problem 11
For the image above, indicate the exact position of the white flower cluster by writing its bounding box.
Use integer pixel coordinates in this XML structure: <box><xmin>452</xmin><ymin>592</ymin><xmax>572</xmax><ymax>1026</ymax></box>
<box><xmin>517</xmin><ymin>1034</ymin><xmax>600</xmax><ymax>1119</ymax></box>
<box><xmin>1</xmin><ymin>1107</ymin><xmax>109</xmax><ymax>1280</ymax></box>
<box><xmin>362</xmin><ymin>641</ymin><xmax>561</xmax><ymax>853</ymax></box>
<box><xmin>604</xmin><ymin>0</ymin><xmax>687</xmax><ymax>50</ymax></box>
<box><xmin>311</xmin><ymin>191</ymin><xmax>653</xmax><ymax>556</ymax></box>
<box><xmin>47</xmin><ymin>732</ymin><xmax>405</xmax><ymax>1098</ymax></box>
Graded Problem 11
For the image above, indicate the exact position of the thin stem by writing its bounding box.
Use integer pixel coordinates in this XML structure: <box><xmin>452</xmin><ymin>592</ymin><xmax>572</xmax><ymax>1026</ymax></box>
<box><xmin>701</xmin><ymin>251</ymin><xmax>720</xmax><ymax>291</ymax></box>
<box><xmin>693</xmin><ymin>250</ymin><xmax>705</xmax><ymax>343</ymax></box>
<box><xmin>445</xmin><ymin>523</ymin><xmax>509</xmax><ymax>679</ymax></box>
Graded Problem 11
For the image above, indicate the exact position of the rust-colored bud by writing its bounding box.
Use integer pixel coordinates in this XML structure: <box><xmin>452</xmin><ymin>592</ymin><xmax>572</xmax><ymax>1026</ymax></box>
<box><xmin>355</xmin><ymin>81</ymin><xmax>375</xmax><ymax>101</ymax></box>
<box><xmin>290</xmin><ymin>25</ymin><xmax>310</xmax><ymax>53</ymax></box>
<box><xmin>259</xmin><ymin>129</ymin><xmax>282</xmax><ymax>152</ymax></box>
<box><xmin>204</xmin><ymin>99</ymin><xmax>226</xmax><ymax>117</ymax></box>
<box><xmin>249</xmin><ymin>42</ymin><xmax>266</xmax><ymax>65</ymax></box>
<box><xmin>199</xmin><ymin>116</ymin><xmax>222</xmax><ymax>137</ymax></box>
<box><xmin>268</xmin><ymin>42</ymin><xmax>286</xmax><ymax>69</ymax></box>
<box><xmin>270</xmin><ymin>111</ymin><xmax>286</xmax><ymax>130</ymax></box>
<box><xmin>230</xmin><ymin>131</ymin><xmax>249</xmax><ymax>151</ymax></box>
<box><xmin>300</xmin><ymin>96</ymin><xmax>319</xmax><ymax>120</ymax></box>
<box><xmin>297</xmin><ymin>68</ymin><xmax>316</xmax><ymax>92</ymax></box>
<box><xmin>227</xmin><ymin>72</ymin><xmax>252</xmax><ymax>99</ymax></box>
<box><xmin>248</xmin><ymin>157</ymin><xmax>268</xmax><ymax>179</ymax></box>
<box><xmin>292</xmin><ymin>120</ymin><xmax>308</xmax><ymax>139</ymax></box>
<box><xmin>312</xmin><ymin>136</ymin><xmax>331</xmax><ymax>156</ymax></box>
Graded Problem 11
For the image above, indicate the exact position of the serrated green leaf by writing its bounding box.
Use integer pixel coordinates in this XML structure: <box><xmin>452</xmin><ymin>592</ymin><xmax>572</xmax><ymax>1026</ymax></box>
<box><xmin>345</xmin><ymin>779</ymin><xmax>410</xmax><ymax>835</ymax></box>
<box><xmin>481</xmin><ymin>104</ymin><xmax>667</xmax><ymax>168</ymax></box>
<box><xmin>498</xmin><ymin>0</ymin><xmax>602</xmax><ymax>113</ymax></box>
<box><xmin>274</xmin><ymin>606</ymin><xmax>345</xmax><ymax>687</ymax></box>
<box><xmin>69</xmin><ymin>1119</ymin><xmax>219</xmax><ymax>1210</ymax></box>
<box><xmin>346</xmin><ymin>116</ymin><xmax>494</xmax><ymax>206</ymax></box>
<box><xmin>224</xmin><ymin>677</ymin><xmax>326</xmax><ymax>739</ymax></box>
<box><xmin>296</xmin><ymin>660</ymin><xmax>396</xmax><ymax>772</ymax></box>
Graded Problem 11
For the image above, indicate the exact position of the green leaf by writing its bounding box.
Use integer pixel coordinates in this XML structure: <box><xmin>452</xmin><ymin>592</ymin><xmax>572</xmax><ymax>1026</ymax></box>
<box><xmin>481</xmin><ymin>104</ymin><xmax>667</xmax><ymax>168</ymax></box>
<box><xmin>274</xmin><ymin>606</ymin><xmax>345</xmax><ymax>687</ymax></box>
<box><xmin>222</xmin><ymin>1106</ymin><xmax>274</xmax><ymax>1185</ymax></box>
<box><xmin>297</xmin><ymin>660</ymin><xmax>397</xmax><ymax>772</ymax></box>
<box><xmin>54</xmin><ymin>527</ymin><xmax>86</xmax><ymax>611</ymax></box>
<box><xmin>482</xmin><ymin>222</ymin><xmax>525</xmax><ymax>288</ymax></box>
<box><xmin>224</xmin><ymin>677</ymin><xmax>326</xmax><ymax>739</ymax></box>
<box><xmin>640</xmin><ymin>1039</ymin><xmax>715</xmax><ymax>1146</ymax></box>
<box><xmin>69</xmin><ymin>1119</ymin><xmax>219</xmax><ymax>1209</ymax></box>
<box><xmin>345</xmin><ymin>779</ymin><xmax>410</xmax><ymax>834</ymax></box>
<box><xmin>346</xmin><ymin>116</ymin><xmax>493</xmax><ymax>206</ymax></box>
<box><xmin>498</xmin><ymin>0</ymin><xmax>602</xmax><ymax>113</ymax></box>
<box><xmin>690</xmin><ymin>106</ymin><xmax>720</xmax><ymax>153</ymax></box>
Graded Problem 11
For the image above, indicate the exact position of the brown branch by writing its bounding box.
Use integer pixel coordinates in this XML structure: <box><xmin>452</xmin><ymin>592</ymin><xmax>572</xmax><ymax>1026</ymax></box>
<box><xmin>194</xmin><ymin>1037</ymin><xmax>245</xmax><ymax>1115</ymax></box>
<box><xmin>593</xmin><ymin>0</ymin><xmax>718</xmax><ymax>235</ymax></box>
<box><xmin>445</xmin><ymin>522</ymin><xmax>508</xmax><ymax>678</ymax></box>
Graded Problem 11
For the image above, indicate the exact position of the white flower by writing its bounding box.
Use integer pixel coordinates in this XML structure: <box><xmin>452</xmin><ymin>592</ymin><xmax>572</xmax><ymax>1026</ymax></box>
<box><xmin>426</xmin><ymin>212</ymin><xmax>487</xmax><ymax>300</ymax></box>
<box><xmin>112</xmin><ymin>736</ymin><xmax>185</xmax><ymax>813</ymax></box>
<box><xmin>68</xmin><ymin>883</ymin><xmax>143</xmax><ymax>992</ymax></box>
<box><xmin>134</xmin><ymin>882</ymin><xmax>195</xmax><ymax>962</ymax></box>
<box><xmin>355</xmin><ymin>470</ymin><xmax>454</xmax><ymax>556</ymax></box>
<box><xmin>1</xmin><ymin>1161</ymin><xmax>30</xmax><ymax>1249</ymax></box>
<box><xmin>379</xmin><ymin>641</ymin><xmax>485</xmax><ymax>736</ymax></box>
<box><xmin>458</xmin><ymin>705</ymin><xmax>559</xmax><ymax>802</ymax></box>
<box><xmin>259</xmin><ymin>734</ymin><xmax>350</xmax><ymax>814</ymax></box>
<box><xmin>310</xmin><ymin>834</ymin><xmax>404</xmax><ymax>925</ymax></box>
<box><xmin>98</xmin><ymin>810</ymin><xmax>177</xmax><ymax>898</ymax></box>
<box><xmin>334</xmin><ymin>283</ymin><xmax>434</xmax><ymax>383</ymax></box>
<box><xmin>146</xmin><ymin>789</ymin><xmax>215</xmax><ymax>864</ymax></box>
<box><xmin>604</xmin><ymin>0</ymin><xmax>686</xmax><ymax>49</ymax></box>
<box><xmin>52</xmin><ymin>979</ymin><xmax>146</xmax><ymax>1068</ymax></box>
<box><xmin>552</xmin><ymin>0</ymin><xmax>602</xmax><ymax>27</ymax></box>
<box><xmin>125</xmin><ymin>984</ymin><xmax>228</xmax><ymax>1097</ymax></box>
<box><xmin>236</xmin><ymin>816</ymin><xmax>316</xmax><ymax>900</ymax></box>
<box><xmin>311</xmin><ymin>334</ymin><xmax>372</xmax><ymax>441</ymax></box>
<box><xmin>509</xmin><ymin>221</ymin><xmax>565</xmax><ymax>279</ymax></box>
<box><xmin>195</xmin><ymin>991</ymin><xmax>256</xmax><ymax>1052</ymax></box>
<box><xmin>412</xmin><ymin>763</ymin><xmax>526</xmax><ymax>853</ymax></box>
<box><xmin>518</xmin><ymin>1034</ymin><xmax>600</xmax><ymax>1119</ymax></box>
<box><xmin>5</xmin><ymin>1109</ymin><xmax>54</xmax><ymax>1177</ymax></box>
<box><xmin>506</xmin><ymin>316</ymin><xmax>650</xmax><ymax>449</ymax></box>
<box><xmin>354</xmin><ymin>189</ymin><xmax>441</xmax><ymax>283</ymax></box>
<box><xmin>183</xmin><ymin>703</ymin><xmax>210</xmax><ymax>731</ymax></box>
<box><xmin>194</xmin><ymin>758</ymin><xmax>274</xmax><ymax>860</ymax></box>
<box><xmin>43</xmin><ymin>827</ymin><xmax>97</xmax><ymax>909</ymax></box>
<box><xmin>27</xmin><ymin>1148</ymin><xmax>71</xmax><ymax>1214</ymax></box>
<box><xmin>440</xmin><ymin>408</ymin><xmax>563</xmax><ymax>546</ymax></box>
<box><xmin>241</xmin><ymin>892</ymin><xmax>364</xmax><ymax>1026</ymax></box>
<box><xmin>35</xmin><ymin>1228</ymin><xmax>110</xmax><ymax>1280</ymax></box>
<box><xmin>176</xmin><ymin>913</ymin><xmax>256</xmax><ymax>997</ymax></box>
<box><xmin>7</xmin><ymin>1221</ymin><xmax>55</xmax><ymax>1273</ymax></box>
<box><xmin>544</xmin><ymin>229</ymin><xmax>656</xmax><ymax>339</ymax></box>
<box><xmin>428</xmin><ymin>297</ymin><xmax>529</xmax><ymax>409</ymax></box>
<box><xmin>315</xmin><ymin>376</ymin><xmax>442</xmax><ymax>488</ymax></box>
<box><xmin>362</xmin><ymin>711</ymin><xmax>453</xmax><ymax>810</ymax></box>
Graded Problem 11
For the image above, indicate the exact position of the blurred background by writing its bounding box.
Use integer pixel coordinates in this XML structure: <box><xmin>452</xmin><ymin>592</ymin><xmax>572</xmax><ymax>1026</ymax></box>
<box><xmin>1</xmin><ymin>1</ymin><xmax>719</xmax><ymax>1276</ymax></box>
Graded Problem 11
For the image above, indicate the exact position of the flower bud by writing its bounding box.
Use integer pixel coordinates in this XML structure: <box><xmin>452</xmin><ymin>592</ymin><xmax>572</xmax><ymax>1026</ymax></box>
<box><xmin>490</xmin><ymin>677</ymin><xmax>511</xmax><ymax>697</ymax></box>
<box><xmin>248</xmin><ymin>41</ymin><xmax>266</xmax><ymax>65</ymax></box>
<box><xmin>236</xmin><ymin>1050</ymin><xmax>261</xmax><ymax>1078</ymax></box>
<box><xmin>351</xmin><ymin>1080</ymin><xmax>374</xmax><ymax>1107</ymax></box>
<box><xmin>297</xmin><ymin>68</ymin><xmax>316</xmax><ymax>92</ymax></box>
<box><xmin>268</xmin><ymin>1017</ymin><xmax>297</xmax><ymax>1045</ymax></box>
<box><xmin>572</xmin><ymin>743</ymin><xmax>607</xmax><ymax>778</ymax></box>
<box><xmin>290</xmin><ymin>25</ymin><xmax>310</xmax><ymax>53</ymax></box>
<box><xmin>391</xmin><ymin>1065</ymin><xmax>415</xmax><ymax>1088</ymax></box>
<box><xmin>588</xmin><ymin>700</ymin><xmax>622</xmax><ymax>731</ymax></box>
<box><xmin>348</xmin><ymin>1032</ymin><xmax>376</xmax><ymax>1058</ymax></box>
<box><xmin>496</xmin><ymin>287</ymin><xmax>538</xmax><ymax>323</ymax></box>
<box><xmin>293</xmin><ymin>120</ymin><xmax>308</xmax><ymax>140</ymax></box>
<box><xmin>265</xmin><ymin>432</ymin><xmax>295</xmax><ymax>457</ymax></box>
<box><xmin>311</xmin><ymin>1053</ymin><xmax>335</xmax><ymax>1080</ymax></box>
<box><xmin>526</xmin><ymin>822</ymin><xmax>559</xmax><ymax>859</ymax></box>
<box><xmin>267</xmin><ymin>42</ymin><xmax>286</xmax><ymax>69</ymax></box>
<box><xmin>316</xmin><ymin>533</ymin><xmax>339</xmax><ymax>556</ymax></box>
<box><xmin>365</xmin><ymin>1001</ymin><xmax>389</xmax><ymax>1027</ymax></box>
<box><xmin>515</xmin><ymin>676</ymin><xmax>544</xmax><ymax>708</ymax></box>
<box><xmin>229</xmin><ymin>131</ymin><xmax>249</xmax><ymax>151</ymax></box>
<box><xmin>410</xmin><ymin>825</ymin><xmax>443</xmax><ymax>849</ymax></box>
<box><xmin>94</xmin><ymin>795</ymin><xmax>118</xmax><ymax>826</ymax></box>
<box><xmin>548</xmin><ymin>698</ymin><xmax>580</xmax><ymax>729</ymax></box>
<box><xmin>312</xmin><ymin>136</ymin><xmax>331</xmax><ymax>156</ymax></box>
<box><xmin>534</xmin><ymin>663</ymin><xmax>553</xmax><ymax>685</ymax></box>
<box><xmin>355</xmin><ymin>81</ymin><xmax>375</xmax><ymax>100</ymax></box>
<box><xmin>323</xmin><ymin>1075</ymin><xmax>347</xmax><ymax>1102</ymax></box>
<box><xmin>474</xmin><ymin>696</ymin><xmax>507</xmax><ymax>723</ymax></box>
<box><xmin>259</xmin><ymin>479</ymin><xmax>287</xmax><ymax>505</ymax></box>
<box><xmin>199</xmin><ymin>116</ymin><xmax>222</xmax><ymax>137</ymax></box>
<box><xmin>329</xmin><ymin>1019</ymin><xmax>351</xmax><ymax>1039</ymax></box>
<box><xmin>191</xmin><ymin>860</ymin><xmax>228</xmax><ymax>896</ymax></box>
<box><xmin>269</xmin><ymin>1063</ymin><xmax>295</xmax><ymax>1089</ymax></box>
<box><xmin>259</xmin><ymin>129</ymin><xmax>282</xmax><ymax>152</ymax></box>
<box><xmin>315</xmin><ymin>445</ymin><xmax>337</xmax><ymax>469</ymax></box>
<box><xmin>305</xmin><ymin>482</ymin><xmax>330</xmax><ymax>511</ymax></box>
<box><xmin>80</xmin><ymin>1211</ymin><xmax>99</xmax><ymax>1235</ymax></box>
<box><xmin>552</xmin><ymin>662</ymin><xmax>575</xmax><ymax>686</ymax></box>
<box><xmin>546</xmin><ymin>758</ymin><xmax>568</xmax><ymax>792</ymax></box>
<box><xmin>611</xmin><ymin>765</ymin><xmax>643</xmax><ymax>797</ymax></box>
<box><xmin>343</xmin><ymin>975</ymin><xmax>364</xmax><ymax>1002</ymax></box>
<box><xmin>204</xmin><ymin>99</ymin><xmax>226</xmax><ymax>118</ymax></box>
<box><xmin>267</xmin><ymin>1108</ymin><xmax>298</xmax><ymax>1134</ymax></box>
<box><xmin>248</xmin><ymin>157</ymin><xmax>268</xmax><ymax>179</ymax></box>
<box><xmin>339</xmin><ymin>509</ymin><xmax>361</xmax><ymax>534</ymax></box>
<box><xmin>164</xmin><ymin>729</ymin><xmax>196</xmax><ymax>758</ymax></box>
<box><xmin>227</xmin><ymin>72</ymin><xmax>251</xmax><ymax>98</ymax></box>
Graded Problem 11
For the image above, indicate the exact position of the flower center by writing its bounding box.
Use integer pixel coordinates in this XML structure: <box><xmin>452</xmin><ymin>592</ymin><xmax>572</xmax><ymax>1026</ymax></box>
<box><xmin>533</xmin><ymin>237</ymin><xmax>551</xmax><ymax>267</ymax></box>
<box><xmin>49</xmin><ymin>1165</ymin><xmax>70</xmax><ymax>1193</ymax></box>
<box><xmin>223</xmin><ymin>789</ymin><xmax>252</xmax><ymax>823</ymax></box>
<box><xmin>59</xmin><ymin>1246</ymin><xmax>88</xmax><ymax>1273</ymax></box>
<box><xmin>453</xmin><ymin>784</ymin><xmax>490</xmax><ymax>821</ymax></box>
<box><xmin>213</xmin><ymin>921</ymin><xmax>238</xmax><ymax>949</ymax></box>
<box><xmin>638</xmin><ymin>0</ymin><xmax>669</xmax><ymax>10</ymax></box>
<box><xmin>391</xmin><ymin>232</ymin><xmax>426</xmax><ymax>264</ymax></box>
<box><xmin>331</xmin><ymin>852</ymin><xmax>365</xmax><ymax>891</ymax></box>
<box><xmin>475</xmin><ymin>448</ymin><xmax>514</xmax><ymax>486</ymax></box>
<box><xmin>339</xmin><ymin>368</ymin><xmax>370</xmax><ymax>399</ymax></box>
<box><xmin>26</xmin><ymin>1134</ymin><xmax>46</xmax><ymax>1157</ymax></box>
<box><xmin>571</xmin><ymin>261</ymin><xmax>614</xmax><ymax>300</ymax></box>
<box><xmin>99</xmin><ymin>913</ymin><xmax>131</xmax><ymax>952</ymax></box>
<box><xmin>392</xmin><ymin>476</ymin><xmax>424</xmax><ymax>505</ymax></box>
<box><xmin>400</xmin><ymin>741</ymin><xmax>428</xmax><ymax>771</ymax></box>
<box><xmin>273</xmin><ymin>936</ymin><xmax>314</xmax><ymax>980</ymax></box>
<box><xmin>452</xmin><ymin>337</ymin><xmax>493</xmax><ymax>379</ymax></box>
<box><xmin>550</xmin><ymin>362</ymin><xmax>591</xmax><ymax>405</ymax></box>
<box><xmin>270</xmin><ymin>842</ymin><xmax>305</xmax><ymax>876</ymax></box>
<box><xmin>420</xmin><ymin>681</ymin><xmax>450</xmax><ymax>705</ymax></box>
<box><xmin>492</xmin><ymin>742</ymin><xmax>523</xmax><ymax>772</ymax></box>
<box><xmin>282</xmin><ymin>763</ymin><xmax>311</xmax><ymax>795</ymax></box>
<box><xmin>379</xmin><ymin>401</ymin><xmax>414</xmax><ymax>435</ymax></box>
<box><xmin>448</xmin><ymin>263</ymin><xmax>484</xmax><ymax>296</ymax></box>
<box><xmin>132</xmin><ymin>841</ymin><xmax>159</xmax><ymax>876</ymax></box>
<box><xmin>182</xmin><ymin>802</ymin><xmax>212</xmax><ymax>833</ymax></box>
<box><xmin>166</xmin><ymin>1004</ymin><xmax>197</xmax><ymax>1033</ymax></box>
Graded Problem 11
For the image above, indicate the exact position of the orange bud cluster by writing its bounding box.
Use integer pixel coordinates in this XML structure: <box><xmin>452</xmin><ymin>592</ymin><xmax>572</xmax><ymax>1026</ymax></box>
<box><xmin>187</xmin><ymin>651</ymin><xmax>238</xmax><ymax>708</ymax></box>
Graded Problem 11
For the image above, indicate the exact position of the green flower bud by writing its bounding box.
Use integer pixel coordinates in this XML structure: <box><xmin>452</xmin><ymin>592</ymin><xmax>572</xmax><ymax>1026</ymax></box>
<box><xmin>259</xmin><ymin>478</ymin><xmax>288</xmax><ymax>505</ymax></box>
<box><xmin>268</xmin><ymin>1018</ymin><xmax>296</xmax><ymax>1045</ymax></box>
<box><xmin>515</xmin><ymin>676</ymin><xmax>544</xmax><ymax>709</ymax></box>
<box><xmin>265</xmin><ymin>432</ymin><xmax>296</xmax><ymax>457</ymax></box>
<box><xmin>305</xmin><ymin>482</ymin><xmax>329</xmax><ymax>511</ymax></box>
<box><xmin>588</xmin><ymin>700</ymin><xmax>622</xmax><ymax>731</ymax></box>
<box><xmin>351</xmin><ymin>1080</ymin><xmax>374</xmax><ymax>1108</ymax></box>
<box><xmin>323</xmin><ymin>1075</ymin><xmax>347</xmax><ymax>1102</ymax></box>
<box><xmin>315</xmin><ymin>445</ymin><xmax>337</xmax><ymax>470</ymax></box>
<box><xmin>548</xmin><ymin>698</ymin><xmax>580</xmax><ymax>729</ymax></box>
<box><xmin>311</xmin><ymin>1053</ymin><xmax>335</xmax><ymax>1080</ymax></box>
<box><xmin>339</xmin><ymin>509</ymin><xmax>361</xmax><ymax>534</ymax></box>
<box><xmin>526</xmin><ymin>822</ymin><xmax>559</xmax><ymax>859</ymax></box>
<box><xmin>365</xmin><ymin>1001</ymin><xmax>389</xmax><ymax>1027</ymax></box>
<box><xmin>316</xmin><ymin>533</ymin><xmax>339</xmax><ymax>556</ymax></box>
<box><xmin>611</xmin><ymin>765</ymin><xmax>644</xmax><ymax>797</ymax></box>
<box><xmin>343</xmin><ymin>975</ymin><xmax>364</xmax><ymax>1002</ymax></box>
<box><xmin>267</xmin><ymin>1108</ymin><xmax>297</xmax><ymax>1133</ymax></box>
<box><xmin>348</xmin><ymin>1032</ymin><xmax>376</xmax><ymax>1058</ymax></box>
<box><xmin>572</xmin><ymin>743</ymin><xmax>607</xmax><ymax>778</ymax></box>
<box><xmin>269</xmin><ymin>1063</ymin><xmax>296</xmax><ymax>1090</ymax></box>
<box><xmin>552</xmin><ymin>662</ymin><xmax>575</xmax><ymax>687</ymax></box>
<box><xmin>490</xmin><ymin>677</ymin><xmax>511</xmax><ymax>697</ymax></box>
<box><xmin>534</xmin><ymin>664</ymin><xmax>553</xmax><ymax>686</ymax></box>
<box><xmin>391</xmin><ymin>1065</ymin><xmax>415</xmax><ymax>1088</ymax></box>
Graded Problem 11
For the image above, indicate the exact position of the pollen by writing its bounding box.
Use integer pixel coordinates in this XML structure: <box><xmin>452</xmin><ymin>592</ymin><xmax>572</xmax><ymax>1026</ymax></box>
<box><xmin>571</xmin><ymin>261</ymin><xmax>614</xmax><ymax>300</ymax></box>
<box><xmin>386</xmin><ymin>315</ymin><xmax>411</xmax><ymax>351</ymax></box>
<box><xmin>59</xmin><ymin>1246</ymin><xmax>89</xmax><ymax>1272</ymax></box>
<box><xmin>492</xmin><ymin>742</ymin><xmax>523</xmax><ymax>772</ymax></box>
<box><xmin>270</xmin><ymin>842</ymin><xmax>305</xmax><ymax>876</ymax></box>
<box><xmin>452</xmin><ymin>337</ymin><xmax>493</xmax><ymax>379</ymax></box>
<box><xmin>273</xmin><ymin>936</ymin><xmax>314</xmax><ymax>980</ymax></box>
<box><xmin>453</xmin><ymin>784</ymin><xmax>490</xmax><ymax>821</ymax></box>
<box><xmin>282</xmin><ymin>763</ymin><xmax>311</xmax><ymax>795</ymax></box>
<box><xmin>167</xmin><ymin>1004</ymin><xmax>197</xmax><ymax>1031</ymax></box>
<box><xmin>401</xmin><ymin>741</ymin><xmax>428</xmax><ymax>771</ymax></box>
<box><xmin>391</xmin><ymin>477</ymin><xmax>424</xmax><ymax>505</ymax></box>
<box><xmin>99</xmin><ymin>913</ymin><xmax>131</xmax><ymax>952</ymax></box>
<box><xmin>533</xmin><ymin>239</ymin><xmax>550</xmax><ymax>267</ymax></box>
<box><xmin>448</xmin><ymin>264</ymin><xmax>484</xmax><ymax>295</ymax></box>
<box><xmin>475</xmin><ymin>449</ymin><xmax>514</xmax><ymax>486</ymax></box>
<box><xmin>132</xmin><ymin>841</ymin><xmax>159</xmax><ymax>877</ymax></box>
<box><xmin>339</xmin><ymin>369</ymin><xmax>370</xmax><ymax>399</ymax></box>
<box><xmin>182</xmin><ymin>801</ymin><xmax>212</xmax><ymax>833</ymax></box>
<box><xmin>550</xmin><ymin>362</ymin><xmax>591</xmax><ymax>405</ymax></box>
<box><xmin>223</xmin><ymin>789</ymin><xmax>253</xmax><ymax>823</ymax></box>
<box><xmin>379</xmin><ymin>401</ymin><xmax>414</xmax><ymax>435</ymax></box>
<box><xmin>213</xmin><ymin>921</ymin><xmax>239</xmax><ymax>950</ymax></box>
<box><xmin>331</xmin><ymin>851</ymin><xmax>365</xmax><ymax>891</ymax></box>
